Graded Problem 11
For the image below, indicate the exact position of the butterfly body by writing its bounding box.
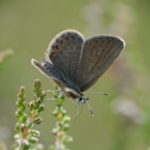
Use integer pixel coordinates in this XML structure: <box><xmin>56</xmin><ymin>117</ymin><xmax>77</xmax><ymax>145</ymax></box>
<box><xmin>31</xmin><ymin>29</ymin><xmax>125</xmax><ymax>103</ymax></box>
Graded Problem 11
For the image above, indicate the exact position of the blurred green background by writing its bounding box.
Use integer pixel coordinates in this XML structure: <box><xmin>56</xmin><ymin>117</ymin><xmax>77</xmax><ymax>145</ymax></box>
<box><xmin>0</xmin><ymin>0</ymin><xmax>150</xmax><ymax>149</ymax></box>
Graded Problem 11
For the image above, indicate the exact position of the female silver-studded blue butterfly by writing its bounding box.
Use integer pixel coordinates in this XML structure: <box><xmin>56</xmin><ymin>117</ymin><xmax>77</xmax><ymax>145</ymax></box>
<box><xmin>31</xmin><ymin>29</ymin><xmax>125</xmax><ymax>104</ymax></box>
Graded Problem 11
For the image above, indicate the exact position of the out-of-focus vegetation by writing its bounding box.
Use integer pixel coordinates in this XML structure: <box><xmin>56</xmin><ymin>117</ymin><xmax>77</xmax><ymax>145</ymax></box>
<box><xmin>0</xmin><ymin>0</ymin><xmax>150</xmax><ymax>150</ymax></box>
<box><xmin>0</xmin><ymin>48</ymin><xmax>13</xmax><ymax>68</ymax></box>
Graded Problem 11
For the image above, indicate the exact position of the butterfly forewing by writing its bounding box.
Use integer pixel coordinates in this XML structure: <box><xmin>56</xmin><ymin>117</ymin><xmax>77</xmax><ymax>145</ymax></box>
<box><xmin>77</xmin><ymin>35</ymin><xmax>125</xmax><ymax>91</ymax></box>
<box><xmin>48</xmin><ymin>30</ymin><xmax>84</xmax><ymax>83</ymax></box>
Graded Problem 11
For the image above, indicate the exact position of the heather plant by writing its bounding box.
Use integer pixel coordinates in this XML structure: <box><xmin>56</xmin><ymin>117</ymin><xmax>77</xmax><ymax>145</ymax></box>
<box><xmin>12</xmin><ymin>80</ymin><xmax>72</xmax><ymax>150</ymax></box>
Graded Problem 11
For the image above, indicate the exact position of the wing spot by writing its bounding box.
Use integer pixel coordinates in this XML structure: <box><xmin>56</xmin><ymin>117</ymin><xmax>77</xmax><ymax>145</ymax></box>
<box><xmin>65</xmin><ymin>36</ymin><xmax>69</xmax><ymax>40</ymax></box>
<box><xmin>62</xmin><ymin>34</ymin><xmax>66</xmax><ymax>39</ymax></box>
<box><xmin>55</xmin><ymin>45</ymin><xmax>61</xmax><ymax>52</ymax></box>
<box><xmin>68</xmin><ymin>32</ymin><xmax>71</xmax><ymax>36</ymax></box>
<box><xmin>55</xmin><ymin>47</ymin><xmax>61</xmax><ymax>52</ymax></box>
<box><xmin>93</xmin><ymin>42</ymin><xmax>104</xmax><ymax>47</ymax></box>
<box><xmin>50</xmin><ymin>51</ymin><xmax>57</xmax><ymax>58</ymax></box>
<box><xmin>71</xmin><ymin>35</ymin><xmax>75</xmax><ymax>40</ymax></box>
<box><xmin>60</xmin><ymin>39</ymin><xmax>63</xmax><ymax>44</ymax></box>
<box><xmin>56</xmin><ymin>38</ymin><xmax>59</xmax><ymax>43</ymax></box>
<box><xmin>51</xmin><ymin>44</ymin><xmax>61</xmax><ymax>52</ymax></box>
<box><xmin>46</xmin><ymin>66</ymin><xmax>49</xmax><ymax>70</ymax></box>
<box><xmin>52</xmin><ymin>45</ymin><xmax>55</xmax><ymax>49</ymax></box>
<box><xmin>55</xmin><ymin>45</ymin><xmax>59</xmax><ymax>49</ymax></box>
<box><xmin>43</xmin><ymin>63</ymin><xmax>50</xmax><ymax>70</ymax></box>
<box><xmin>57</xmin><ymin>39</ymin><xmax>64</xmax><ymax>47</ymax></box>
<box><xmin>56</xmin><ymin>48</ymin><xmax>61</xmax><ymax>52</ymax></box>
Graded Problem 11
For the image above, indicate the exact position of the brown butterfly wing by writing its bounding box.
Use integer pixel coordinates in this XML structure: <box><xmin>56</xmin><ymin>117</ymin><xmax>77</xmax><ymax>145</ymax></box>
<box><xmin>48</xmin><ymin>30</ymin><xmax>84</xmax><ymax>83</ymax></box>
<box><xmin>77</xmin><ymin>35</ymin><xmax>125</xmax><ymax>92</ymax></box>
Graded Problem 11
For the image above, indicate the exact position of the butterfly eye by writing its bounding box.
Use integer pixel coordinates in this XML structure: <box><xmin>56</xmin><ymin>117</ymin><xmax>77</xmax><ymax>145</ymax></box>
<box><xmin>79</xmin><ymin>97</ymin><xmax>82</xmax><ymax>101</ymax></box>
<box><xmin>77</xmin><ymin>97</ymin><xmax>88</xmax><ymax>104</ymax></box>
<box><xmin>78</xmin><ymin>97</ymin><xmax>83</xmax><ymax>102</ymax></box>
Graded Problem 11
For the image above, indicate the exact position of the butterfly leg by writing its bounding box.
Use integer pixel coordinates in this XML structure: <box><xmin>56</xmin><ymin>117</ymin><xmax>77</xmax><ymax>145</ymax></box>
<box><xmin>45</xmin><ymin>89</ymin><xmax>61</xmax><ymax>94</ymax></box>
<box><xmin>44</xmin><ymin>98</ymin><xmax>59</xmax><ymax>102</ymax></box>
<box><xmin>44</xmin><ymin>90</ymin><xmax>64</xmax><ymax>102</ymax></box>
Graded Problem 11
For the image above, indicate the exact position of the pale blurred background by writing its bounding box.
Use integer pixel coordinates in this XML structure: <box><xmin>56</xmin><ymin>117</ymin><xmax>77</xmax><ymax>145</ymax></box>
<box><xmin>0</xmin><ymin>0</ymin><xmax>150</xmax><ymax>150</ymax></box>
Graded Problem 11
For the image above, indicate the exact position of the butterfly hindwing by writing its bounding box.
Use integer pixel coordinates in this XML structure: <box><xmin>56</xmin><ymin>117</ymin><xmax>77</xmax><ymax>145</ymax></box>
<box><xmin>77</xmin><ymin>35</ymin><xmax>125</xmax><ymax>91</ymax></box>
<box><xmin>31</xmin><ymin>59</ymin><xmax>67</xmax><ymax>87</ymax></box>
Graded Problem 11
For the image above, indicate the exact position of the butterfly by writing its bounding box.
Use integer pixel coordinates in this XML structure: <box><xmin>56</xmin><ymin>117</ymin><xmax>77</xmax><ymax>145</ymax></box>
<box><xmin>31</xmin><ymin>29</ymin><xmax>125</xmax><ymax>104</ymax></box>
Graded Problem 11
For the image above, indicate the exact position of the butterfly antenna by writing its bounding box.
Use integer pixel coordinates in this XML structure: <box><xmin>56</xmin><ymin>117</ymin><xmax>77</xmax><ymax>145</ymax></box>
<box><xmin>87</xmin><ymin>91</ymin><xmax>109</xmax><ymax>96</ymax></box>
<box><xmin>45</xmin><ymin>88</ymin><xmax>61</xmax><ymax>94</ymax></box>
<box><xmin>86</xmin><ymin>101</ymin><xmax>94</xmax><ymax>116</ymax></box>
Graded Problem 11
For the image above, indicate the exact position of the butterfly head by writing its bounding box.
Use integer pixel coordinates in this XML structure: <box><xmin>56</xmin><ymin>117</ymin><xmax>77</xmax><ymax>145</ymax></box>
<box><xmin>76</xmin><ymin>96</ymin><xmax>89</xmax><ymax>104</ymax></box>
<box><xmin>63</xmin><ymin>87</ymin><xmax>88</xmax><ymax>103</ymax></box>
